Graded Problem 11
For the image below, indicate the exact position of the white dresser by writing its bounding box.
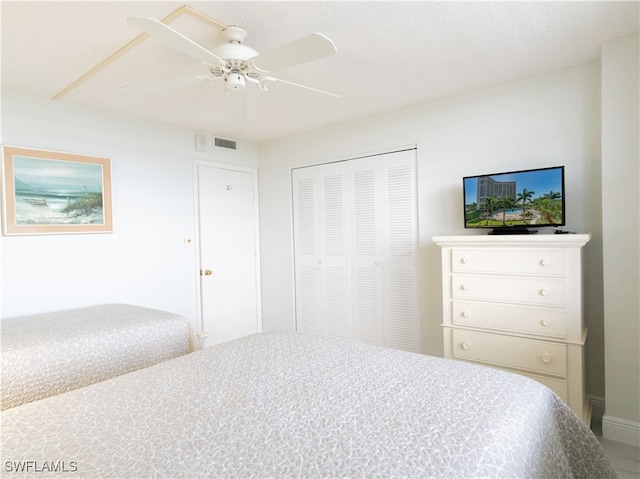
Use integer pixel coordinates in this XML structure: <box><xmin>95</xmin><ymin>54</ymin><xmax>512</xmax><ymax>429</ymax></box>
<box><xmin>433</xmin><ymin>234</ymin><xmax>591</xmax><ymax>423</ymax></box>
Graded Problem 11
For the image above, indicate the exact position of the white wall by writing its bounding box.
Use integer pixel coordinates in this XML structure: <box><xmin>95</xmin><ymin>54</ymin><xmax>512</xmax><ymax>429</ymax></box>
<box><xmin>258</xmin><ymin>62</ymin><xmax>606</xmax><ymax>399</ymax></box>
<box><xmin>601</xmin><ymin>33</ymin><xmax>640</xmax><ymax>446</ymax></box>
<box><xmin>0</xmin><ymin>89</ymin><xmax>258</xmax><ymax>329</ymax></box>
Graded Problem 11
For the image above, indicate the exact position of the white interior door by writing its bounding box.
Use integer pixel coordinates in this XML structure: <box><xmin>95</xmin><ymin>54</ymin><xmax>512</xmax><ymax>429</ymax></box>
<box><xmin>196</xmin><ymin>163</ymin><xmax>261</xmax><ymax>345</ymax></box>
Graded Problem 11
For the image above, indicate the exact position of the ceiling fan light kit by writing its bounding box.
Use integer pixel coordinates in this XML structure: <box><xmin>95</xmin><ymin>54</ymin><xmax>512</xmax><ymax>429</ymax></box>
<box><xmin>225</xmin><ymin>73</ymin><xmax>246</xmax><ymax>93</ymax></box>
<box><xmin>126</xmin><ymin>15</ymin><xmax>338</xmax><ymax>121</ymax></box>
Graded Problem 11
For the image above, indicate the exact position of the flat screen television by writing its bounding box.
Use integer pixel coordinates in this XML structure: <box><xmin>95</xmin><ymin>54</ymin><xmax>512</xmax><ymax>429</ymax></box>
<box><xmin>463</xmin><ymin>166</ymin><xmax>565</xmax><ymax>234</ymax></box>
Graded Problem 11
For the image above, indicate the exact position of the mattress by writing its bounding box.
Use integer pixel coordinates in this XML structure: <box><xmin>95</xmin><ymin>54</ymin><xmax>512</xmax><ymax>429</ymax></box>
<box><xmin>1</xmin><ymin>303</ymin><xmax>200</xmax><ymax>410</ymax></box>
<box><xmin>1</xmin><ymin>331</ymin><xmax>614</xmax><ymax>478</ymax></box>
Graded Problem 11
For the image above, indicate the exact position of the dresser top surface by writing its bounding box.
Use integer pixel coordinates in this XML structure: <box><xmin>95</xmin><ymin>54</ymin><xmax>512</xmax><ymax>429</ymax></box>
<box><xmin>433</xmin><ymin>234</ymin><xmax>591</xmax><ymax>248</ymax></box>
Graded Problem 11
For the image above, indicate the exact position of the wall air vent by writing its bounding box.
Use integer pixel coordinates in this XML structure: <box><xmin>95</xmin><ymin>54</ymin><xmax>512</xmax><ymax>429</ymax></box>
<box><xmin>214</xmin><ymin>137</ymin><xmax>237</xmax><ymax>150</ymax></box>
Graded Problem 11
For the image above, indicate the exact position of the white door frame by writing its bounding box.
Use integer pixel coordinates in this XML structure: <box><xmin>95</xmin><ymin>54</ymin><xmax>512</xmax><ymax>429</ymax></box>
<box><xmin>192</xmin><ymin>160</ymin><xmax>262</xmax><ymax>338</ymax></box>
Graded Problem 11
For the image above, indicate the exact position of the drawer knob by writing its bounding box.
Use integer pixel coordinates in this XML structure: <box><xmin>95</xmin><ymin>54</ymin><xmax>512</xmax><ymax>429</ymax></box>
<box><xmin>462</xmin><ymin>310</ymin><xmax>471</xmax><ymax>318</ymax></box>
<box><xmin>541</xmin><ymin>319</ymin><xmax>551</xmax><ymax>327</ymax></box>
<box><xmin>540</xmin><ymin>259</ymin><xmax>550</xmax><ymax>266</ymax></box>
<box><xmin>540</xmin><ymin>289</ymin><xmax>550</xmax><ymax>296</ymax></box>
<box><xmin>462</xmin><ymin>341</ymin><xmax>471</xmax><ymax>350</ymax></box>
<box><xmin>461</xmin><ymin>257</ymin><xmax>469</xmax><ymax>264</ymax></box>
<box><xmin>540</xmin><ymin>354</ymin><xmax>552</xmax><ymax>364</ymax></box>
<box><xmin>460</xmin><ymin>284</ymin><xmax>469</xmax><ymax>291</ymax></box>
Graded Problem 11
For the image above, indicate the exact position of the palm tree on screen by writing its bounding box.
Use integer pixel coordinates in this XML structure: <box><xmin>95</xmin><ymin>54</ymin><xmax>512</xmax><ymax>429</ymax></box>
<box><xmin>498</xmin><ymin>195</ymin><xmax>516</xmax><ymax>225</ymax></box>
<box><xmin>537</xmin><ymin>190</ymin><xmax>562</xmax><ymax>224</ymax></box>
<box><xmin>481</xmin><ymin>197</ymin><xmax>498</xmax><ymax>225</ymax></box>
<box><xmin>516</xmin><ymin>189</ymin><xmax>535</xmax><ymax>224</ymax></box>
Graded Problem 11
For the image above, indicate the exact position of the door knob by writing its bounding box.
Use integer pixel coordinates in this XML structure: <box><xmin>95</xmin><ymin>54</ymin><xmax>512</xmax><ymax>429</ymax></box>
<box><xmin>203</xmin><ymin>269</ymin><xmax>213</xmax><ymax>276</ymax></box>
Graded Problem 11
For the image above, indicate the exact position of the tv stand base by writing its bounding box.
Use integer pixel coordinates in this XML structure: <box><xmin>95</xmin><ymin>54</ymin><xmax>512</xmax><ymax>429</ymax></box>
<box><xmin>489</xmin><ymin>228</ymin><xmax>538</xmax><ymax>235</ymax></box>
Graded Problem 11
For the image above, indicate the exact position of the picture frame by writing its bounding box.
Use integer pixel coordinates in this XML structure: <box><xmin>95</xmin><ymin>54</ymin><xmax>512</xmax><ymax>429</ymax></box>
<box><xmin>1</xmin><ymin>146</ymin><xmax>112</xmax><ymax>235</ymax></box>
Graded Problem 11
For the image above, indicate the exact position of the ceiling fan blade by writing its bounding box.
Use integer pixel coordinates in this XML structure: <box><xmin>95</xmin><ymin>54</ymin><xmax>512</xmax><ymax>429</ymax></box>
<box><xmin>128</xmin><ymin>16</ymin><xmax>225</xmax><ymax>65</ymax></box>
<box><xmin>120</xmin><ymin>75</ymin><xmax>213</xmax><ymax>94</ymax></box>
<box><xmin>224</xmin><ymin>90</ymin><xmax>247</xmax><ymax>122</ymax></box>
<box><xmin>261</xmin><ymin>78</ymin><xmax>339</xmax><ymax>102</ymax></box>
<box><xmin>251</xmin><ymin>33</ymin><xmax>337</xmax><ymax>72</ymax></box>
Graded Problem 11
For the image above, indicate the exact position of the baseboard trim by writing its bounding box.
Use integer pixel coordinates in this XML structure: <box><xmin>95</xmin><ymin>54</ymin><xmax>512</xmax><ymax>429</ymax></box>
<box><xmin>602</xmin><ymin>415</ymin><xmax>640</xmax><ymax>447</ymax></box>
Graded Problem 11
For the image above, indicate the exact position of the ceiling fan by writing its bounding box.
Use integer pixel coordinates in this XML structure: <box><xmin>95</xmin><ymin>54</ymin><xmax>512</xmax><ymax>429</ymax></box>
<box><xmin>126</xmin><ymin>16</ymin><xmax>339</xmax><ymax>121</ymax></box>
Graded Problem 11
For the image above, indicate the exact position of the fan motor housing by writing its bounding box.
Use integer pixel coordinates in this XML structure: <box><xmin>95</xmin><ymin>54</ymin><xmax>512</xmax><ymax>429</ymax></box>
<box><xmin>211</xmin><ymin>42</ymin><xmax>258</xmax><ymax>62</ymax></box>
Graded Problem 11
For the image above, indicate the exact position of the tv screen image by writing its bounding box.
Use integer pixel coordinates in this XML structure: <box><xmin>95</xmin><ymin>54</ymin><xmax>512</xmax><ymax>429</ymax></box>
<box><xmin>463</xmin><ymin>166</ymin><xmax>565</xmax><ymax>234</ymax></box>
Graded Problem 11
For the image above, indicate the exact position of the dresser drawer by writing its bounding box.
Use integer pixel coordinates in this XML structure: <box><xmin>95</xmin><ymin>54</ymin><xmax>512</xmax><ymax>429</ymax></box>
<box><xmin>452</xmin><ymin>330</ymin><xmax>567</xmax><ymax>377</ymax></box>
<box><xmin>452</xmin><ymin>248</ymin><xmax>566</xmax><ymax>276</ymax></box>
<box><xmin>452</xmin><ymin>301</ymin><xmax>566</xmax><ymax>338</ymax></box>
<box><xmin>452</xmin><ymin>274</ymin><xmax>566</xmax><ymax>306</ymax></box>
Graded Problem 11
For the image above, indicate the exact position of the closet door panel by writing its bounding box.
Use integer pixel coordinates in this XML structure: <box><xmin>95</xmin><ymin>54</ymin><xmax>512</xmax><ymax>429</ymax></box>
<box><xmin>381</xmin><ymin>151</ymin><xmax>420</xmax><ymax>351</ymax></box>
<box><xmin>349</xmin><ymin>160</ymin><xmax>384</xmax><ymax>344</ymax></box>
<box><xmin>318</xmin><ymin>164</ymin><xmax>351</xmax><ymax>338</ymax></box>
<box><xmin>292</xmin><ymin>168</ymin><xmax>322</xmax><ymax>334</ymax></box>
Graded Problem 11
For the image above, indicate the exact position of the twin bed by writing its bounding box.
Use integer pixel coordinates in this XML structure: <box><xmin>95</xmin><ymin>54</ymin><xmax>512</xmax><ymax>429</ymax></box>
<box><xmin>1</xmin><ymin>304</ymin><xmax>615</xmax><ymax>478</ymax></box>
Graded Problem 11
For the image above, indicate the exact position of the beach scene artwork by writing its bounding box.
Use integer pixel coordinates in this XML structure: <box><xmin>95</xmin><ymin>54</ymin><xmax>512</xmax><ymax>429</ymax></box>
<box><xmin>14</xmin><ymin>156</ymin><xmax>105</xmax><ymax>225</ymax></box>
<box><xmin>2</xmin><ymin>146</ymin><xmax>112</xmax><ymax>235</ymax></box>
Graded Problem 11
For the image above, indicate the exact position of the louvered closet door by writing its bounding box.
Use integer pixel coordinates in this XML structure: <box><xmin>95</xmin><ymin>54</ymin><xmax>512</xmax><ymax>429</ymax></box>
<box><xmin>318</xmin><ymin>162</ymin><xmax>351</xmax><ymax>338</ymax></box>
<box><xmin>292</xmin><ymin>164</ymin><xmax>351</xmax><ymax>337</ymax></box>
<box><xmin>380</xmin><ymin>151</ymin><xmax>419</xmax><ymax>351</ymax></box>
<box><xmin>349</xmin><ymin>150</ymin><xmax>419</xmax><ymax>351</ymax></box>
<box><xmin>292</xmin><ymin>167</ymin><xmax>322</xmax><ymax>334</ymax></box>
<box><xmin>349</xmin><ymin>160</ymin><xmax>384</xmax><ymax>345</ymax></box>
<box><xmin>292</xmin><ymin>149</ymin><xmax>419</xmax><ymax>352</ymax></box>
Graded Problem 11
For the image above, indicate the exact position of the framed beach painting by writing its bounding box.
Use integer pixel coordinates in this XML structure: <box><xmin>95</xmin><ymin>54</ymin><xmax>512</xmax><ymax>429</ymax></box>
<box><xmin>1</xmin><ymin>146</ymin><xmax>112</xmax><ymax>235</ymax></box>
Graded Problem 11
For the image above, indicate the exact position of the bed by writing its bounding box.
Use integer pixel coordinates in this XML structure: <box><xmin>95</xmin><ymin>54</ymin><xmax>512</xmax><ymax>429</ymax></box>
<box><xmin>1</xmin><ymin>304</ymin><xmax>200</xmax><ymax>410</ymax></box>
<box><xmin>1</xmin><ymin>328</ymin><xmax>614</xmax><ymax>478</ymax></box>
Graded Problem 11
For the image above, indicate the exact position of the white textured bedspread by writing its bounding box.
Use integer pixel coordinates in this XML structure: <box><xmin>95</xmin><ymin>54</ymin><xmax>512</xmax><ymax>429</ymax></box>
<box><xmin>1</xmin><ymin>331</ymin><xmax>614</xmax><ymax>478</ymax></box>
<box><xmin>1</xmin><ymin>304</ymin><xmax>199</xmax><ymax>410</ymax></box>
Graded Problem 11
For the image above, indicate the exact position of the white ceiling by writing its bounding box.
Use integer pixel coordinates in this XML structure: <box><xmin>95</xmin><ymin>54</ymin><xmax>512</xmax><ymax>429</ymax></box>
<box><xmin>2</xmin><ymin>1</ymin><xmax>638</xmax><ymax>143</ymax></box>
